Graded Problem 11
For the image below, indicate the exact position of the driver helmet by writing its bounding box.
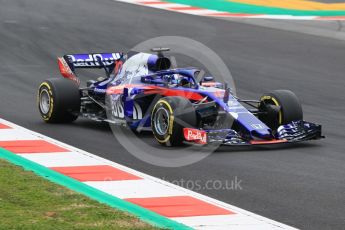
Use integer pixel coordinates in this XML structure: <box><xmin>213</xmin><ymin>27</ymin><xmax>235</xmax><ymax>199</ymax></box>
<box><xmin>178</xmin><ymin>77</ymin><xmax>191</xmax><ymax>87</ymax></box>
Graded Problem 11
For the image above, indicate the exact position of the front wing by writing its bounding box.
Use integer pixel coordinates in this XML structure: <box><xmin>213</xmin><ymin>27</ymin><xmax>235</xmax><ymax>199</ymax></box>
<box><xmin>183</xmin><ymin>121</ymin><xmax>323</xmax><ymax>146</ymax></box>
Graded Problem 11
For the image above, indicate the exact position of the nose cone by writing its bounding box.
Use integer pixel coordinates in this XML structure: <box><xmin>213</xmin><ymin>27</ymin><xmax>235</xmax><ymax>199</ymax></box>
<box><xmin>251</xmin><ymin>129</ymin><xmax>273</xmax><ymax>140</ymax></box>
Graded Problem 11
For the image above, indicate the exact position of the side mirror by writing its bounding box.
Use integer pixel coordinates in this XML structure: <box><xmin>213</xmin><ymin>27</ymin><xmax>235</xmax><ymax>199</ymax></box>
<box><xmin>203</xmin><ymin>76</ymin><xmax>214</xmax><ymax>82</ymax></box>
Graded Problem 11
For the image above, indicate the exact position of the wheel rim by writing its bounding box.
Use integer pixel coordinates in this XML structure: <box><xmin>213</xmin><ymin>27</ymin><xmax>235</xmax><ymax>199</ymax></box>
<box><xmin>262</xmin><ymin>98</ymin><xmax>282</xmax><ymax>125</ymax></box>
<box><xmin>154</xmin><ymin>107</ymin><xmax>170</xmax><ymax>136</ymax></box>
<box><xmin>39</xmin><ymin>89</ymin><xmax>50</xmax><ymax>114</ymax></box>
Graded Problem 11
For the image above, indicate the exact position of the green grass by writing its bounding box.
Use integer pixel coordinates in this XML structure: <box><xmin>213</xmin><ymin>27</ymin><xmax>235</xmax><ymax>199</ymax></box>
<box><xmin>0</xmin><ymin>159</ymin><xmax>159</xmax><ymax>230</ymax></box>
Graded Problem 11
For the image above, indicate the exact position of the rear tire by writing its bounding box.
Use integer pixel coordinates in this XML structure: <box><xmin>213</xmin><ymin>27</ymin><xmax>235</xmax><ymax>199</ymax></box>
<box><xmin>151</xmin><ymin>96</ymin><xmax>197</xmax><ymax>146</ymax></box>
<box><xmin>38</xmin><ymin>78</ymin><xmax>80</xmax><ymax>123</ymax></box>
<box><xmin>259</xmin><ymin>90</ymin><xmax>303</xmax><ymax>130</ymax></box>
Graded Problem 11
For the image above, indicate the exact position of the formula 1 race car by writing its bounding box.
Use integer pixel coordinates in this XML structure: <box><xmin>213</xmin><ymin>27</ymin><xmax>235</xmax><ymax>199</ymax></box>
<box><xmin>37</xmin><ymin>48</ymin><xmax>323</xmax><ymax>146</ymax></box>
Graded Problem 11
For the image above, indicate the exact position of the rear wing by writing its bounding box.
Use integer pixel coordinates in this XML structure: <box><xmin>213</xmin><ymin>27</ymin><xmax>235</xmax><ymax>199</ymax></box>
<box><xmin>63</xmin><ymin>53</ymin><xmax>123</xmax><ymax>68</ymax></box>
<box><xmin>57</xmin><ymin>52</ymin><xmax>123</xmax><ymax>85</ymax></box>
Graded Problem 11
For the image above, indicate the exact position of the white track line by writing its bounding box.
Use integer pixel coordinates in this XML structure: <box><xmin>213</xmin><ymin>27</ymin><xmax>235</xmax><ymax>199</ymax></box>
<box><xmin>0</xmin><ymin>129</ymin><xmax>40</xmax><ymax>141</ymax></box>
<box><xmin>172</xmin><ymin>214</ymin><xmax>285</xmax><ymax>230</ymax></box>
<box><xmin>85</xmin><ymin>180</ymin><xmax>187</xmax><ymax>198</ymax></box>
<box><xmin>18</xmin><ymin>152</ymin><xmax>106</xmax><ymax>167</ymax></box>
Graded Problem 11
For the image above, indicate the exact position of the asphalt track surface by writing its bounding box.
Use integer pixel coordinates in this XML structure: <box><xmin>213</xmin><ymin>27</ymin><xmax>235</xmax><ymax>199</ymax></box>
<box><xmin>1</xmin><ymin>0</ymin><xmax>345</xmax><ymax>229</ymax></box>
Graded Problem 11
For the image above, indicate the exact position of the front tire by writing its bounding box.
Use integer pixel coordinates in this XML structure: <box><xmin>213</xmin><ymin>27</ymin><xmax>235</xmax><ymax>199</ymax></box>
<box><xmin>259</xmin><ymin>89</ymin><xmax>303</xmax><ymax>130</ymax></box>
<box><xmin>38</xmin><ymin>78</ymin><xmax>80</xmax><ymax>123</ymax></box>
<box><xmin>151</xmin><ymin>96</ymin><xmax>197</xmax><ymax>146</ymax></box>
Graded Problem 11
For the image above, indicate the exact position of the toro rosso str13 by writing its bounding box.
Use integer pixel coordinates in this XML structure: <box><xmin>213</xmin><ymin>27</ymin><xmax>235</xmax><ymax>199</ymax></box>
<box><xmin>38</xmin><ymin>48</ymin><xmax>323</xmax><ymax>146</ymax></box>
